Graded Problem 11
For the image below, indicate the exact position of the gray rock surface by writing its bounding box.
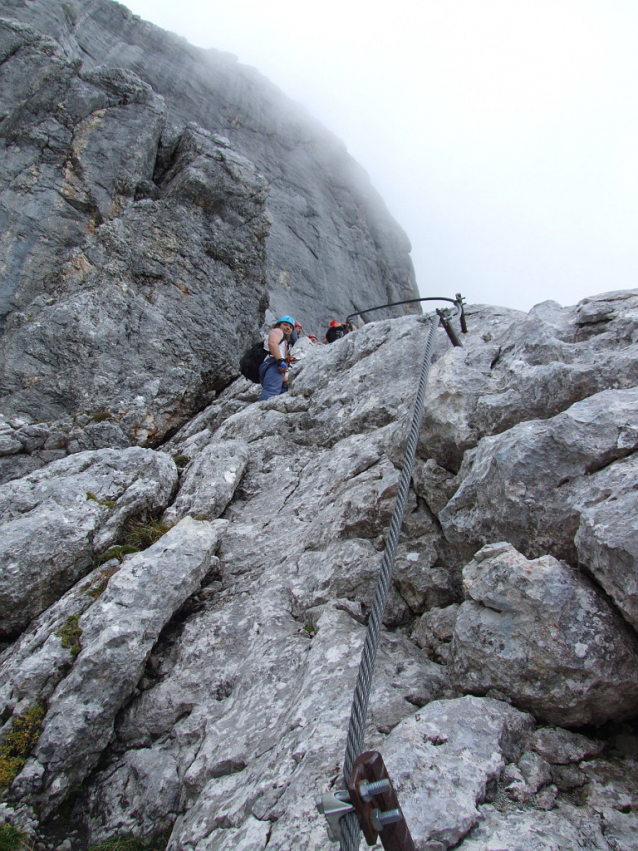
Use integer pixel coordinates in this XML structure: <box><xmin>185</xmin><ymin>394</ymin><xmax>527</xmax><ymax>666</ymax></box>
<box><xmin>575</xmin><ymin>453</ymin><xmax>638</xmax><ymax>631</ymax></box>
<box><xmin>419</xmin><ymin>289</ymin><xmax>638</xmax><ymax>472</ymax></box>
<box><xmin>1</xmin><ymin>0</ymin><xmax>418</xmax><ymax>343</ymax></box>
<box><xmin>162</xmin><ymin>438</ymin><xmax>249</xmax><ymax>525</ymax></box>
<box><xmin>0</xmin><ymin>24</ymin><xmax>271</xmax><ymax>433</ymax></box>
<box><xmin>0</xmin><ymin>446</ymin><xmax>177</xmax><ymax>639</ymax></box>
<box><xmin>382</xmin><ymin>696</ymin><xmax>534</xmax><ymax>848</ymax></box>
<box><xmin>0</xmin><ymin>558</ymin><xmax>122</xmax><ymax>721</ymax></box>
<box><xmin>1</xmin><ymin>291</ymin><xmax>638</xmax><ymax>851</ymax></box>
<box><xmin>450</xmin><ymin>543</ymin><xmax>638</xmax><ymax>725</ymax></box>
<box><xmin>440</xmin><ymin>387</ymin><xmax>638</xmax><ymax>565</ymax></box>
<box><xmin>13</xmin><ymin>517</ymin><xmax>225</xmax><ymax>814</ymax></box>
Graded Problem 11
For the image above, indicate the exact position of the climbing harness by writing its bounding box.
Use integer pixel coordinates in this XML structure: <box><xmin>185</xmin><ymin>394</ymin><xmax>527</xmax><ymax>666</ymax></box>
<box><xmin>316</xmin><ymin>295</ymin><xmax>467</xmax><ymax>850</ymax></box>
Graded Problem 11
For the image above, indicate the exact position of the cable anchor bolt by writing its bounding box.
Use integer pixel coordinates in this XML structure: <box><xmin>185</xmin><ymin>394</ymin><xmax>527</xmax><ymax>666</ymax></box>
<box><xmin>348</xmin><ymin>750</ymin><xmax>416</xmax><ymax>850</ymax></box>
<box><xmin>314</xmin><ymin>789</ymin><xmax>354</xmax><ymax>842</ymax></box>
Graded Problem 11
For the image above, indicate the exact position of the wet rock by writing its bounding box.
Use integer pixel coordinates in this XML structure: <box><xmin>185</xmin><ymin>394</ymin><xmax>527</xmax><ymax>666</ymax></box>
<box><xmin>449</xmin><ymin>543</ymin><xmax>638</xmax><ymax>725</ymax></box>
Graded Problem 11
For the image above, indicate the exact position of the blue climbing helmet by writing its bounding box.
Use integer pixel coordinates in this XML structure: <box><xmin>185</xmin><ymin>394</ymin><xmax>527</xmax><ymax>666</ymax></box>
<box><xmin>275</xmin><ymin>315</ymin><xmax>295</xmax><ymax>326</ymax></box>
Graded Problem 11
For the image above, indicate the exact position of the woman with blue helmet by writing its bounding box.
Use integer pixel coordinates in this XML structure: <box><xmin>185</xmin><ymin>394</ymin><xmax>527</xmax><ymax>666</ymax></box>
<box><xmin>258</xmin><ymin>315</ymin><xmax>295</xmax><ymax>401</ymax></box>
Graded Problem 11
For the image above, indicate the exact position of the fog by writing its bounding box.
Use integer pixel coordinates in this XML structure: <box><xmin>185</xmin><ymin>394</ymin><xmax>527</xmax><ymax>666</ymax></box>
<box><xmin>123</xmin><ymin>0</ymin><xmax>638</xmax><ymax>312</ymax></box>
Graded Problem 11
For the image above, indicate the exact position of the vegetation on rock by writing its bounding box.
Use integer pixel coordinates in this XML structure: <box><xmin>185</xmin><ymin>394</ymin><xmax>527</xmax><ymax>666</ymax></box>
<box><xmin>0</xmin><ymin>706</ymin><xmax>45</xmax><ymax>790</ymax></box>
<box><xmin>56</xmin><ymin>615</ymin><xmax>83</xmax><ymax>656</ymax></box>
<box><xmin>0</xmin><ymin>824</ymin><xmax>31</xmax><ymax>851</ymax></box>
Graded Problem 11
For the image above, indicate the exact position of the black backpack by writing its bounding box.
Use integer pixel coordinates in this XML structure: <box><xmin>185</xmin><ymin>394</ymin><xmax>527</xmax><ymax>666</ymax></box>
<box><xmin>325</xmin><ymin>324</ymin><xmax>347</xmax><ymax>343</ymax></box>
<box><xmin>240</xmin><ymin>341</ymin><xmax>268</xmax><ymax>383</ymax></box>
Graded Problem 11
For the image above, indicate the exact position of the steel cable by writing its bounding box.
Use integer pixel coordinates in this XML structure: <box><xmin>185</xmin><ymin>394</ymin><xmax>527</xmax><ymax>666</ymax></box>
<box><xmin>339</xmin><ymin>314</ymin><xmax>441</xmax><ymax>851</ymax></box>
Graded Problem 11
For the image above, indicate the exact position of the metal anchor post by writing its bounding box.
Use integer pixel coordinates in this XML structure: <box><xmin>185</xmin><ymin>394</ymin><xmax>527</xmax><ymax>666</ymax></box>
<box><xmin>316</xmin><ymin>751</ymin><xmax>415</xmax><ymax>850</ymax></box>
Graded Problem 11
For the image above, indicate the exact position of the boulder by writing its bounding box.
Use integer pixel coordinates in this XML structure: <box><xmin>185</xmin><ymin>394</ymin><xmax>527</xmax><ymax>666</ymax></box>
<box><xmin>162</xmin><ymin>439</ymin><xmax>249</xmax><ymax>525</ymax></box>
<box><xmin>382</xmin><ymin>696</ymin><xmax>534</xmax><ymax>848</ymax></box>
<box><xmin>449</xmin><ymin>543</ymin><xmax>638</xmax><ymax>726</ymax></box>
<box><xmin>575</xmin><ymin>453</ymin><xmax>638</xmax><ymax>631</ymax></box>
<box><xmin>440</xmin><ymin>387</ymin><xmax>638</xmax><ymax>563</ymax></box>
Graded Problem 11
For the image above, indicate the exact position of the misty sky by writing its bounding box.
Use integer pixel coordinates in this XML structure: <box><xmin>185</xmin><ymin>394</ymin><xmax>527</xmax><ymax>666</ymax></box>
<box><xmin>123</xmin><ymin>0</ymin><xmax>637</xmax><ymax>313</ymax></box>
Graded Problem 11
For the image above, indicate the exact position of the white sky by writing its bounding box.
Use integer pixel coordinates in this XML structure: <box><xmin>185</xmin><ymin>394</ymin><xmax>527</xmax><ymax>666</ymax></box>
<box><xmin>122</xmin><ymin>0</ymin><xmax>638</xmax><ymax>312</ymax></box>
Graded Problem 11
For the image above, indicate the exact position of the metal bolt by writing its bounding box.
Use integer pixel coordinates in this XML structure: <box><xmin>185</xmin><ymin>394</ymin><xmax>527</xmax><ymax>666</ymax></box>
<box><xmin>370</xmin><ymin>807</ymin><xmax>403</xmax><ymax>832</ymax></box>
<box><xmin>358</xmin><ymin>778</ymin><xmax>392</xmax><ymax>802</ymax></box>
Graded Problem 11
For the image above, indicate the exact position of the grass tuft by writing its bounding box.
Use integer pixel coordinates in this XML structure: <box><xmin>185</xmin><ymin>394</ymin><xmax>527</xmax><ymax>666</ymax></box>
<box><xmin>96</xmin><ymin>545</ymin><xmax>139</xmax><ymax>566</ymax></box>
<box><xmin>122</xmin><ymin>519</ymin><xmax>171</xmax><ymax>550</ymax></box>
<box><xmin>0</xmin><ymin>824</ymin><xmax>31</xmax><ymax>851</ymax></box>
<box><xmin>87</xmin><ymin>837</ymin><xmax>162</xmax><ymax>851</ymax></box>
<box><xmin>85</xmin><ymin>565</ymin><xmax>120</xmax><ymax>599</ymax></box>
<box><xmin>86</xmin><ymin>492</ymin><xmax>116</xmax><ymax>509</ymax></box>
<box><xmin>0</xmin><ymin>706</ymin><xmax>45</xmax><ymax>790</ymax></box>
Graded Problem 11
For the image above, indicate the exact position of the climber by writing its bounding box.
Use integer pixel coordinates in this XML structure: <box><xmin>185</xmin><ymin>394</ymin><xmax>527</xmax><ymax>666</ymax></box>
<box><xmin>258</xmin><ymin>315</ymin><xmax>295</xmax><ymax>401</ymax></box>
<box><xmin>323</xmin><ymin>320</ymin><xmax>352</xmax><ymax>344</ymax></box>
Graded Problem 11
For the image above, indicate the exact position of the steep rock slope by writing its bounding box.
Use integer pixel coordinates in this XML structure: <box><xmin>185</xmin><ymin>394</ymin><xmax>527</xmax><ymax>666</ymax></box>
<box><xmin>2</xmin><ymin>290</ymin><xmax>638</xmax><ymax>851</ymax></box>
<box><xmin>1</xmin><ymin>0</ymin><xmax>418</xmax><ymax>334</ymax></box>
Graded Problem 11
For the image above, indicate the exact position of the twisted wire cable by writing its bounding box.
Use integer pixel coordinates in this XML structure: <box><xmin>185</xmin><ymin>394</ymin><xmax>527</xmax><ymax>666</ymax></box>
<box><xmin>339</xmin><ymin>314</ymin><xmax>441</xmax><ymax>851</ymax></box>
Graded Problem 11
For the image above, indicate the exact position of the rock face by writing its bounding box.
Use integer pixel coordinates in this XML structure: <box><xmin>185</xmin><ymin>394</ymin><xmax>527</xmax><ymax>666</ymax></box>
<box><xmin>449</xmin><ymin>543</ymin><xmax>638</xmax><ymax>726</ymax></box>
<box><xmin>2</xmin><ymin>290</ymin><xmax>638</xmax><ymax>851</ymax></box>
<box><xmin>1</xmin><ymin>0</ymin><xmax>417</xmax><ymax>336</ymax></box>
<box><xmin>0</xmin><ymin>446</ymin><xmax>177</xmax><ymax>639</ymax></box>
<box><xmin>2</xmin><ymin>8</ymin><xmax>638</xmax><ymax>848</ymax></box>
<box><xmin>0</xmin><ymin>0</ymin><xmax>419</xmax><ymax>474</ymax></box>
<box><xmin>0</xmin><ymin>17</ymin><xmax>271</xmax><ymax>437</ymax></box>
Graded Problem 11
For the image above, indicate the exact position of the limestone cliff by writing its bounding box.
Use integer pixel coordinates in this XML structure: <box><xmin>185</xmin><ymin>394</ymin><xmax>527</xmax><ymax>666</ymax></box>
<box><xmin>0</xmin><ymin>0</ymin><xmax>418</xmax><ymax>469</ymax></box>
<box><xmin>0</xmin><ymin>0</ymin><xmax>418</xmax><ymax>333</ymax></box>
<box><xmin>2</xmin><ymin>2</ymin><xmax>638</xmax><ymax>849</ymax></box>
<box><xmin>1</xmin><ymin>289</ymin><xmax>638</xmax><ymax>851</ymax></box>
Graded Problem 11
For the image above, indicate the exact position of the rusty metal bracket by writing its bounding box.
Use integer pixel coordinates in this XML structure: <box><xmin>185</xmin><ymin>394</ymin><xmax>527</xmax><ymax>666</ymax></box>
<box><xmin>347</xmin><ymin>751</ymin><xmax>415</xmax><ymax>850</ymax></box>
<box><xmin>436</xmin><ymin>308</ymin><xmax>463</xmax><ymax>348</ymax></box>
<box><xmin>455</xmin><ymin>292</ymin><xmax>468</xmax><ymax>334</ymax></box>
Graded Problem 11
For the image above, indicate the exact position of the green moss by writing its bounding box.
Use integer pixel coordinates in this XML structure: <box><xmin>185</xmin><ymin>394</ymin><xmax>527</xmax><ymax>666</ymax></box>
<box><xmin>0</xmin><ymin>706</ymin><xmax>45</xmax><ymax>790</ymax></box>
<box><xmin>87</xmin><ymin>837</ymin><xmax>158</xmax><ymax>851</ymax></box>
<box><xmin>172</xmin><ymin>454</ymin><xmax>189</xmax><ymax>469</ymax></box>
<box><xmin>92</xmin><ymin>412</ymin><xmax>112</xmax><ymax>423</ymax></box>
<box><xmin>0</xmin><ymin>824</ymin><xmax>31</xmax><ymax>851</ymax></box>
<box><xmin>85</xmin><ymin>565</ymin><xmax>120</xmax><ymax>599</ymax></box>
<box><xmin>86</xmin><ymin>492</ymin><xmax>116</xmax><ymax>509</ymax></box>
<box><xmin>96</xmin><ymin>544</ymin><xmax>140</xmax><ymax>566</ymax></box>
<box><xmin>56</xmin><ymin>615</ymin><xmax>82</xmax><ymax>656</ymax></box>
